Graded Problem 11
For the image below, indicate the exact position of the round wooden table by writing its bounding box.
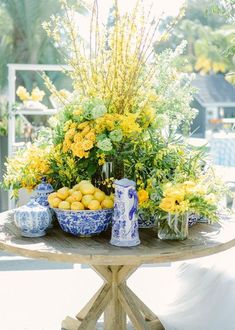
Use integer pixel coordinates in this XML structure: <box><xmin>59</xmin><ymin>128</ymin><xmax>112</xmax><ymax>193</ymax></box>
<box><xmin>1</xmin><ymin>210</ymin><xmax>235</xmax><ymax>330</ymax></box>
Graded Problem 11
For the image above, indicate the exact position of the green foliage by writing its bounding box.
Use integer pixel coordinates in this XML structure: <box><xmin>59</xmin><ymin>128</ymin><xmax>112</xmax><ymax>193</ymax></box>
<box><xmin>0</xmin><ymin>98</ymin><xmax>8</xmax><ymax>136</ymax></box>
<box><xmin>0</xmin><ymin>0</ymin><xmax>86</xmax><ymax>92</ymax></box>
<box><xmin>157</xmin><ymin>0</ymin><xmax>235</xmax><ymax>75</ymax></box>
<box><xmin>154</xmin><ymin>44</ymin><xmax>197</xmax><ymax>132</ymax></box>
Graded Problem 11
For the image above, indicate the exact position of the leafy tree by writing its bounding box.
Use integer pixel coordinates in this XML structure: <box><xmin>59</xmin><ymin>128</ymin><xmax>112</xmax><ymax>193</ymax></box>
<box><xmin>157</xmin><ymin>0</ymin><xmax>235</xmax><ymax>74</ymax></box>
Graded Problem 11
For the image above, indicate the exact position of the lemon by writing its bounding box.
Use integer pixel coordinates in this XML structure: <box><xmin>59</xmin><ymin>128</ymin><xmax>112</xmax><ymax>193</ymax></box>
<box><xmin>66</xmin><ymin>195</ymin><xmax>77</xmax><ymax>204</ymax></box>
<box><xmin>71</xmin><ymin>202</ymin><xmax>85</xmax><ymax>211</ymax></box>
<box><xmin>82</xmin><ymin>194</ymin><xmax>94</xmax><ymax>208</ymax></box>
<box><xmin>88</xmin><ymin>200</ymin><xmax>101</xmax><ymax>210</ymax></box>
<box><xmin>94</xmin><ymin>191</ymin><xmax>106</xmax><ymax>202</ymax></box>
<box><xmin>58</xmin><ymin>201</ymin><xmax>70</xmax><ymax>210</ymax></box>
<box><xmin>49</xmin><ymin>197</ymin><xmax>62</xmax><ymax>208</ymax></box>
<box><xmin>73</xmin><ymin>184</ymin><xmax>80</xmax><ymax>191</ymax></box>
<box><xmin>69</xmin><ymin>188</ymin><xmax>75</xmax><ymax>195</ymax></box>
<box><xmin>79</xmin><ymin>183</ymin><xmax>95</xmax><ymax>195</ymax></box>
<box><xmin>74</xmin><ymin>180</ymin><xmax>91</xmax><ymax>191</ymax></box>
<box><xmin>101</xmin><ymin>199</ymin><xmax>114</xmax><ymax>209</ymax></box>
<box><xmin>94</xmin><ymin>187</ymin><xmax>102</xmax><ymax>193</ymax></box>
<box><xmin>57</xmin><ymin>187</ymin><xmax>70</xmax><ymax>200</ymax></box>
<box><xmin>48</xmin><ymin>192</ymin><xmax>58</xmax><ymax>202</ymax></box>
<box><xmin>72</xmin><ymin>191</ymin><xmax>82</xmax><ymax>202</ymax></box>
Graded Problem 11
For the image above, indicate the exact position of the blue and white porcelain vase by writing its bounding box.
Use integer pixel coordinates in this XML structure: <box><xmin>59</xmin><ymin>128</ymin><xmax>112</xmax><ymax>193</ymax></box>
<box><xmin>35</xmin><ymin>177</ymin><xmax>55</xmax><ymax>227</ymax></box>
<box><xmin>110</xmin><ymin>178</ymin><xmax>140</xmax><ymax>247</ymax></box>
<box><xmin>14</xmin><ymin>198</ymin><xmax>52</xmax><ymax>237</ymax></box>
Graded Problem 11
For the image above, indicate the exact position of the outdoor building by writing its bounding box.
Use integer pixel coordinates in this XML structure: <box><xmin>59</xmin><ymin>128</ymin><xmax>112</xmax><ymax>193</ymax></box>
<box><xmin>191</xmin><ymin>74</ymin><xmax>235</xmax><ymax>138</ymax></box>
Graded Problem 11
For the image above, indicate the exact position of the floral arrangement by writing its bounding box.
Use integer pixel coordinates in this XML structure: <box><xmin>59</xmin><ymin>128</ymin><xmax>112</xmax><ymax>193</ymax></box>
<box><xmin>3</xmin><ymin>143</ymin><xmax>51</xmax><ymax>198</ymax></box>
<box><xmin>159</xmin><ymin>180</ymin><xmax>218</xmax><ymax>221</ymax></box>
<box><xmin>2</xmin><ymin>0</ymin><xmax>225</xmax><ymax>229</ymax></box>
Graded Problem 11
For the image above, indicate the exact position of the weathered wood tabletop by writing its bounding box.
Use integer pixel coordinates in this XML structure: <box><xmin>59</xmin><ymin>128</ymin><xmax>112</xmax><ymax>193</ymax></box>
<box><xmin>1</xmin><ymin>210</ymin><xmax>235</xmax><ymax>330</ymax></box>
<box><xmin>0</xmin><ymin>210</ymin><xmax>235</xmax><ymax>265</ymax></box>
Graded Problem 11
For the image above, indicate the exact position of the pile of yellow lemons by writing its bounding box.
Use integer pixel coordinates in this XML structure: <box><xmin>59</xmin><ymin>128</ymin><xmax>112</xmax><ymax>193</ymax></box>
<box><xmin>48</xmin><ymin>180</ymin><xmax>114</xmax><ymax>211</ymax></box>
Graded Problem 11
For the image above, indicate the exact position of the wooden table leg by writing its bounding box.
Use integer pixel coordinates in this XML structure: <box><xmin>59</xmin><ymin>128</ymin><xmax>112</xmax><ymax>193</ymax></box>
<box><xmin>62</xmin><ymin>264</ymin><xmax>165</xmax><ymax>330</ymax></box>
<box><xmin>104</xmin><ymin>266</ymin><xmax>126</xmax><ymax>330</ymax></box>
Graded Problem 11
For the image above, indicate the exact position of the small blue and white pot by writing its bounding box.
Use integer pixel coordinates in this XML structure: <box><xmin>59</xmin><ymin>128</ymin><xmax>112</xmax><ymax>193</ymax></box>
<box><xmin>138</xmin><ymin>208</ymin><xmax>156</xmax><ymax>228</ymax></box>
<box><xmin>14</xmin><ymin>198</ymin><xmax>52</xmax><ymax>237</ymax></box>
<box><xmin>35</xmin><ymin>177</ymin><xmax>55</xmax><ymax>227</ymax></box>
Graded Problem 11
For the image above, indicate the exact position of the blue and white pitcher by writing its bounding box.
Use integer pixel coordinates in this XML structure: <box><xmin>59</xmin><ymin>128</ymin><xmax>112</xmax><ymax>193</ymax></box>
<box><xmin>110</xmin><ymin>178</ymin><xmax>140</xmax><ymax>247</ymax></box>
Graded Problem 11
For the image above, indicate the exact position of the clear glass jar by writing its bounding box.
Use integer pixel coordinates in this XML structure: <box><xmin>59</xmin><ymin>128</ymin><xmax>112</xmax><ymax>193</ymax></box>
<box><xmin>158</xmin><ymin>212</ymin><xmax>189</xmax><ymax>240</ymax></box>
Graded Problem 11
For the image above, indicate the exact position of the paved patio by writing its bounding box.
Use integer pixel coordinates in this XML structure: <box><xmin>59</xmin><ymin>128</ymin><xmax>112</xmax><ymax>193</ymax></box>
<box><xmin>0</xmin><ymin>251</ymin><xmax>172</xmax><ymax>330</ymax></box>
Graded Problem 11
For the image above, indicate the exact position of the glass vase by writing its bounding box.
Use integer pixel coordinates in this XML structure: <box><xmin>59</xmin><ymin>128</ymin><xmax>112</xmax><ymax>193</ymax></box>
<box><xmin>158</xmin><ymin>212</ymin><xmax>189</xmax><ymax>240</ymax></box>
<box><xmin>93</xmin><ymin>159</ymin><xmax>124</xmax><ymax>195</ymax></box>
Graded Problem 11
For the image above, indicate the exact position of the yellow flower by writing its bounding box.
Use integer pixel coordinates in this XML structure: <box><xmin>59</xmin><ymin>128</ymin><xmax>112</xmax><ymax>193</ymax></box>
<box><xmin>137</xmin><ymin>190</ymin><xmax>149</xmax><ymax>204</ymax></box>
<box><xmin>164</xmin><ymin>187</ymin><xmax>185</xmax><ymax>202</ymax></box>
<box><xmin>16</xmin><ymin>86</ymin><xmax>30</xmax><ymax>101</ymax></box>
<box><xmin>159</xmin><ymin>197</ymin><xmax>176</xmax><ymax>213</ymax></box>
<box><xmin>80</xmin><ymin>125</ymin><xmax>91</xmax><ymax>137</ymax></box>
<box><xmin>86</xmin><ymin>130</ymin><xmax>96</xmax><ymax>142</ymax></box>
<box><xmin>77</xmin><ymin>121</ymin><xmax>89</xmax><ymax>130</ymax></box>
<box><xmin>31</xmin><ymin>87</ymin><xmax>45</xmax><ymax>102</ymax></box>
<box><xmin>63</xmin><ymin>120</ymin><xmax>72</xmax><ymax>132</ymax></box>
<box><xmin>74</xmin><ymin>133</ymin><xmax>83</xmax><ymax>143</ymax></box>
<box><xmin>82</xmin><ymin>139</ymin><xmax>94</xmax><ymax>151</ymax></box>
<box><xmin>175</xmin><ymin>200</ymin><xmax>189</xmax><ymax>213</ymax></box>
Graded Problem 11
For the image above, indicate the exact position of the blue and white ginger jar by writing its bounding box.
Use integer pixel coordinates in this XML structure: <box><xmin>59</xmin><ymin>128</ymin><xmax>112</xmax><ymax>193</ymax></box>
<box><xmin>35</xmin><ymin>178</ymin><xmax>55</xmax><ymax>227</ymax></box>
<box><xmin>14</xmin><ymin>198</ymin><xmax>52</xmax><ymax>237</ymax></box>
<box><xmin>110</xmin><ymin>178</ymin><xmax>140</xmax><ymax>247</ymax></box>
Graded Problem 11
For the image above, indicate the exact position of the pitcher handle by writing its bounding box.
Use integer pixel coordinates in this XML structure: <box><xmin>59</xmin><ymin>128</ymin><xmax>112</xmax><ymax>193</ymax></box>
<box><xmin>128</xmin><ymin>188</ymin><xmax>138</xmax><ymax>220</ymax></box>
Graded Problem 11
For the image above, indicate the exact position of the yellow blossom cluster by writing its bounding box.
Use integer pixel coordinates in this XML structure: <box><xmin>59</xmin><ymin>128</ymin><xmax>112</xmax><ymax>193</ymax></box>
<box><xmin>62</xmin><ymin>121</ymin><xmax>96</xmax><ymax>158</ymax></box>
<box><xmin>42</xmin><ymin>0</ymin><xmax>184</xmax><ymax>118</ymax></box>
<box><xmin>3</xmin><ymin>145</ymin><xmax>51</xmax><ymax>195</ymax></box>
<box><xmin>16</xmin><ymin>86</ymin><xmax>45</xmax><ymax>102</ymax></box>
<box><xmin>94</xmin><ymin>113</ymin><xmax>141</xmax><ymax>137</ymax></box>
<box><xmin>195</xmin><ymin>56</ymin><xmax>226</xmax><ymax>74</ymax></box>
<box><xmin>137</xmin><ymin>190</ymin><xmax>149</xmax><ymax>205</ymax></box>
<box><xmin>97</xmin><ymin>153</ymin><xmax>106</xmax><ymax>166</ymax></box>
<box><xmin>159</xmin><ymin>180</ymin><xmax>217</xmax><ymax>214</ymax></box>
<box><xmin>159</xmin><ymin>181</ymin><xmax>193</xmax><ymax>214</ymax></box>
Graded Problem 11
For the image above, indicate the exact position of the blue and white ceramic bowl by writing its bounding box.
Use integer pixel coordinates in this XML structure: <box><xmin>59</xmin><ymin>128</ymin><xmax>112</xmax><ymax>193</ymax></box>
<box><xmin>53</xmin><ymin>208</ymin><xmax>113</xmax><ymax>237</ymax></box>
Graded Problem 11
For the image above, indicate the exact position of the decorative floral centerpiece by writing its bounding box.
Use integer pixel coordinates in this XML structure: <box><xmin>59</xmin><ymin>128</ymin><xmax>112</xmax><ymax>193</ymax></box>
<box><xmin>2</xmin><ymin>0</ymin><xmax>226</xmax><ymax>239</ymax></box>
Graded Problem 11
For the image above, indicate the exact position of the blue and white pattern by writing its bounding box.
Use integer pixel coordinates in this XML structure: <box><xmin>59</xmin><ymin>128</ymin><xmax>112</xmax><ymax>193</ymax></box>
<box><xmin>110</xmin><ymin>178</ymin><xmax>140</xmax><ymax>247</ymax></box>
<box><xmin>34</xmin><ymin>178</ymin><xmax>55</xmax><ymax>227</ymax></box>
<box><xmin>14</xmin><ymin>198</ymin><xmax>52</xmax><ymax>237</ymax></box>
<box><xmin>53</xmin><ymin>208</ymin><xmax>113</xmax><ymax>237</ymax></box>
<box><xmin>138</xmin><ymin>208</ymin><xmax>156</xmax><ymax>228</ymax></box>
<box><xmin>188</xmin><ymin>213</ymin><xmax>199</xmax><ymax>227</ymax></box>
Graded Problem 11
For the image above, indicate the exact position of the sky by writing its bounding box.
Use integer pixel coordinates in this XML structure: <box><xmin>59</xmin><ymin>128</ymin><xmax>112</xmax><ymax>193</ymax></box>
<box><xmin>99</xmin><ymin>0</ymin><xmax>185</xmax><ymax>18</ymax></box>
<box><xmin>78</xmin><ymin>0</ymin><xmax>185</xmax><ymax>40</ymax></box>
